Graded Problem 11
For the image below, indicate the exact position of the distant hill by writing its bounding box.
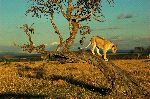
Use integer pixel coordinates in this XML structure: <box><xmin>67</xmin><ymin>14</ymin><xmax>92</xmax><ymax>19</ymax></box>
<box><xmin>0</xmin><ymin>45</ymin><xmax>21</xmax><ymax>53</ymax></box>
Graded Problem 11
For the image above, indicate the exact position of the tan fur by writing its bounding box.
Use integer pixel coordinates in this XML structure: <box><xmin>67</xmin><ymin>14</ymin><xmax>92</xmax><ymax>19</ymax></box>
<box><xmin>86</xmin><ymin>36</ymin><xmax>117</xmax><ymax>61</ymax></box>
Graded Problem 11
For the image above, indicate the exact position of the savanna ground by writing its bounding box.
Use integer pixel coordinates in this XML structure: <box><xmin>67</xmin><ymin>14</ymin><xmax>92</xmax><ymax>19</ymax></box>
<box><xmin>0</xmin><ymin>52</ymin><xmax>150</xmax><ymax>99</ymax></box>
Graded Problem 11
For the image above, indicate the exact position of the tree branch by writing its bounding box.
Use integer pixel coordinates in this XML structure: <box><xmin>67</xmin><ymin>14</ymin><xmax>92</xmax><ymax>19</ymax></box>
<box><xmin>71</xmin><ymin>9</ymin><xmax>94</xmax><ymax>22</ymax></box>
<box><xmin>54</xmin><ymin>1</ymin><xmax>68</xmax><ymax>19</ymax></box>
<box><xmin>50</xmin><ymin>13</ymin><xmax>64</xmax><ymax>51</ymax></box>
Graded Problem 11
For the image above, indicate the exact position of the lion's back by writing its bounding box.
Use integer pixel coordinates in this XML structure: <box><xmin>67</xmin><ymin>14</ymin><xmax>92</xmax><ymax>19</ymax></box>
<box><xmin>91</xmin><ymin>36</ymin><xmax>113</xmax><ymax>49</ymax></box>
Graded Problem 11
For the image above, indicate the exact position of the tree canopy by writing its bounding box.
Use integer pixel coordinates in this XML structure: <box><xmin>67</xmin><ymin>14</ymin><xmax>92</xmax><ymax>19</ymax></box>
<box><xmin>24</xmin><ymin>0</ymin><xmax>114</xmax><ymax>52</ymax></box>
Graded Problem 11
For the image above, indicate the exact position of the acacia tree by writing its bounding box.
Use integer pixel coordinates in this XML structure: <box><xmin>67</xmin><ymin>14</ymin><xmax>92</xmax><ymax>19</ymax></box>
<box><xmin>26</xmin><ymin>0</ymin><xmax>114</xmax><ymax>52</ymax></box>
<box><xmin>15</xmin><ymin>23</ymin><xmax>46</xmax><ymax>54</ymax></box>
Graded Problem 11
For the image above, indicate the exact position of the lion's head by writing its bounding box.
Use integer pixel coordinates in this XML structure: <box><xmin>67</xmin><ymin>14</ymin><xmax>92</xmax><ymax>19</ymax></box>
<box><xmin>111</xmin><ymin>45</ymin><xmax>117</xmax><ymax>54</ymax></box>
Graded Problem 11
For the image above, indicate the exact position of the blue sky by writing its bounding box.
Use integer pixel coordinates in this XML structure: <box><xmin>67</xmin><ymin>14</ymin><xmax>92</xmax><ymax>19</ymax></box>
<box><xmin>0</xmin><ymin>0</ymin><xmax>150</xmax><ymax>52</ymax></box>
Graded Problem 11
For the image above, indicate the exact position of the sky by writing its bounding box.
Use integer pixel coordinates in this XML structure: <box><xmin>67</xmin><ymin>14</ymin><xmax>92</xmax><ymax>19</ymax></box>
<box><xmin>0</xmin><ymin>0</ymin><xmax>150</xmax><ymax>52</ymax></box>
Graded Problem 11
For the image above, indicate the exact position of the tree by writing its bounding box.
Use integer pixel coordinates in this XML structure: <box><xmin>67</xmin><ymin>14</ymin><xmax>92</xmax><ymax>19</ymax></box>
<box><xmin>146</xmin><ymin>46</ymin><xmax>150</xmax><ymax>52</ymax></box>
<box><xmin>26</xmin><ymin>0</ymin><xmax>114</xmax><ymax>52</ymax></box>
<box><xmin>15</xmin><ymin>23</ymin><xmax>46</xmax><ymax>54</ymax></box>
<box><xmin>134</xmin><ymin>47</ymin><xmax>144</xmax><ymax>53</ymax></box>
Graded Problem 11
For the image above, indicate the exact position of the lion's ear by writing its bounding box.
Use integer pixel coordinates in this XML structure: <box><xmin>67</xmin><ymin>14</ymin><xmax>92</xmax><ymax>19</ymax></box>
<box><xmin>112</xmin><ymin>44</ymin><xmax>117</xmax><ymax>48</ymax></box>
<box><xmin>112</xmin><ymin>45</ymin><xmax>115</xmax><ymax>48</ymax></box>
<box><xmin>116</xmin><ymin>44</ymin><xmax>118</xmax><ymax>48</ymax></box>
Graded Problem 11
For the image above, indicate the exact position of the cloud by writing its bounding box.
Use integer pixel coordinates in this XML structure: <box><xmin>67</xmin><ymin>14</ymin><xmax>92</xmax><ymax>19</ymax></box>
<box><xmin>50</xmin><ymin>41</ymin><xmax>59</xmax><ymax>46</ymax></box>
<box><xmin>117</xmin><ymin>13</ymin><xmax>135</xmax><ymax>19</ymax></box>
<box><xmin>110</xmin><ymin>36</ymin><xmax>124</xmax><ymax>41</ymax></box>
<box><xmin>133</xmin><ymin>36</ymin><xmax>150</xmax><ymax>41</ymax></box>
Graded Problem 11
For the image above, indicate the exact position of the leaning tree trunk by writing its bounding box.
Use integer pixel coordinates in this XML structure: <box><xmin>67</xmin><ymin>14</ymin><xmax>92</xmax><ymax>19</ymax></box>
<box><xmin>63</xmin><ymin>19</ymin><xmax>79</xmax><ymax>52</ymax></box>
<box><xmin>50</xmin><ymin>13</ymin><xmax>64</xmax><ymax>51</ymax></box>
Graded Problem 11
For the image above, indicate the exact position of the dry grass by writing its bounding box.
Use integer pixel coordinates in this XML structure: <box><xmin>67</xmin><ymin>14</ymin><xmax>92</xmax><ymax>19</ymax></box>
<box><xmin>112</xmin><ymin>59</ymin><xmax>150</xmax><ymax>93</ymax></box>
<box><xmin>0</xmin><ymin>62</ymin><xmax>107</xmax><ymax>98</ymax></box>
<box><xmin>0</xmin><ymin>59</ymin><xmax>149</xmax><ymax>98</ymax></box>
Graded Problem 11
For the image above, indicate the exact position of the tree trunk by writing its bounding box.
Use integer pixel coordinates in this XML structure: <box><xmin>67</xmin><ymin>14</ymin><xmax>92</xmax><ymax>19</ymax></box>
<box><xmin>50</xmin><ymin>13</ymin><xmax>64</xmax><ymax>51</ymax></box>
<box><xmin>63</xmin><ymin>33</ymin><xmax>77</xmax><ymax>52</ymax></box>
<box><xmin>63</xmin><ymin>19</ymin><xmax>79</xmax><ymax>52</ymax></box>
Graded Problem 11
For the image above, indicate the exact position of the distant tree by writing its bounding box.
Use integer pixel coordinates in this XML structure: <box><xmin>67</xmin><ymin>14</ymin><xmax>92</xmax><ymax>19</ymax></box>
<box><xmin>26</xmin><ymin>0</ymin><xmax>115</xmax><ymax>52</ymax></box>
<box><xmin>134</xmin><ymin>47</ymin><xmax>144</xmax><ymax>58</ymax></box>
<box><xmin>134</xmin><ymin>47</ymin><xmax>144</xmax><ymax>53</ymax></box>
<box><xmin>146</xmin><ymin>46</ymin><xmax>150</xmax><ymax>52</ymax></box>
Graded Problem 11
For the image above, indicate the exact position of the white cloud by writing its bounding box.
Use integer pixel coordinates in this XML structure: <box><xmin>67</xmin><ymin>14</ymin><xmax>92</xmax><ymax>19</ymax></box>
<box><xmin>131</xmin><ymin>36</ymin><xmax>150</xmax><ymax>42</ymax></box>
<box><xmin>50</xmin><ymin>42</ymin><xmax>59</xmax><ymax>45</ymax></box>
<box><xmin>117</xmin><ymin>13</ymin><xmax>135</xmax><ymax>19</ymax></box>
<box><xmin>111</xmin><ymin>36</ymin><xmax>124</xmax><ymax>41</ymax></box>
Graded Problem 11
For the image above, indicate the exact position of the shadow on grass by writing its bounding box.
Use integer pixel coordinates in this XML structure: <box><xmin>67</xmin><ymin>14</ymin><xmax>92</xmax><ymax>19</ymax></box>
<box><xmin>16</xmin><ymin>64</ymin><xmax>44</xmax><ymax>79</ymax></box>
<box><xmin>16</xmin><ymin>63</ymin><xmax>111</xmax><ymax>96</ymax></box>
<box><xmin>0</xmin><ymin>93</ymin><xmax>48</xmax><ymax>99</ymax></box>
<box><xmin>48</xmin><ymin>75</ymin><xmax>112</xmax><ymax>96</ymax></box>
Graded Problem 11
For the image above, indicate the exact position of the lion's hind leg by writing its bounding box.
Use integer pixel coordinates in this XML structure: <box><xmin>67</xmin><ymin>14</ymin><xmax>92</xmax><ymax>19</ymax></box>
<box><xmin>96</xmin><ymin>47</ymin><xmax>102</xmax><ymax>56</ymax></box>
<box><xmin>91</xmin><ymin>44</ymin><xmax>96</xmax><ymax>55</ymax></box>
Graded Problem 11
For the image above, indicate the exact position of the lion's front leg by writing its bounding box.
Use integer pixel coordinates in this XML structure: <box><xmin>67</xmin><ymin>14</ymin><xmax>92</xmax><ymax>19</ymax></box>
<box><xmin>103</xmin><ymin>50</ymin><xmax>108</xmax><ymax>61</ymax></box>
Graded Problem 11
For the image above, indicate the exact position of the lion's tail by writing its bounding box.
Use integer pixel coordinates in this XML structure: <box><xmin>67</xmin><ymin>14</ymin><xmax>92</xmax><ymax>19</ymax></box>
<box><xmin>85</xmin><ymin>42</ymin><xmax>91</xmax><ymax>48</ymax></box>
<box><xmin>80</xmin><ymin>40</ymin><xmax>91</xmax><ymax>50</ymax></box>
<box><xmin>80</xmin><ymin>42</ymin><xmax>91</xmax><ymax>49</ymax></box>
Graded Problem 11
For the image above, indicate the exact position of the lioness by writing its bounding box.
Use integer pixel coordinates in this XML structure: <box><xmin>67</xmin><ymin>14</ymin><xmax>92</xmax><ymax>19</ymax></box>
<box><xmin>85</xmin><ymin>36</ymin><xmax>117</xmax><ymax>61</ymax></box>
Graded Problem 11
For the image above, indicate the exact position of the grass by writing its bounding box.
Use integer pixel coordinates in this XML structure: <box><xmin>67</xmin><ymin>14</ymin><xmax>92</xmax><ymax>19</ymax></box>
<box><xmin>0</xmin><ymin>59</ymin><xmax>150</xmax><ymax>98</ymax></box>
<box><xmin>112</xmin><ymin>59</ymin><xmax>150</xmax><ymax>92</ymax></box>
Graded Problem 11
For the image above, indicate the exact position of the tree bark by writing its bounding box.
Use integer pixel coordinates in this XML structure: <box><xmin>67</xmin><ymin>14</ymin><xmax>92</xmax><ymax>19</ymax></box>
<box><xmin>50</xmin><ymin>13</ymin><xmax>64</xmax><ymax>51</ymax></box>
<box><xmin>63</xmin><ymin>19</ymin><xmax>79</xmax><ymax>52</ymax></box>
